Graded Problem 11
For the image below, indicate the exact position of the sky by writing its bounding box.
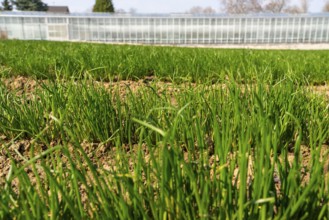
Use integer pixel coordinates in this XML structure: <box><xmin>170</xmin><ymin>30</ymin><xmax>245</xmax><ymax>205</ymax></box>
<box><xmin>43</xmin><ymin>0</ymin><xmax>326</xmax><ymax>13</ymax></box>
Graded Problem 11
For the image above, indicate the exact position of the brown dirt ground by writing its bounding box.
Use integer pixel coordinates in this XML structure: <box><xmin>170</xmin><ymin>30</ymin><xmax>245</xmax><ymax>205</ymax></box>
<box><xmin>1</xmin><ymin>76</ymin><xmax>329</xmax><ymax>97</ymax></box>
<box><xmin>1</xmin><ymin>138</ymin><xmax>329</xmax><ymax>200</ymax></box>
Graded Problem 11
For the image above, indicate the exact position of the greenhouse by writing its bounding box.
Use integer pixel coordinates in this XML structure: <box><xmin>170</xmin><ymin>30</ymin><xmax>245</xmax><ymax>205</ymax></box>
<box><xmin>0</xmin><ymin>11</ymin><xmax>328</xmax><ymax>44</ymax></box>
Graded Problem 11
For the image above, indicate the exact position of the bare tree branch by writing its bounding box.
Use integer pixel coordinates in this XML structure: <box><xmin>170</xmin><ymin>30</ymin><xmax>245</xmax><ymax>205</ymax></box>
<box><xmin>284</xmin><ymin>5</ymin><xmax>304</xmax><ymax>14</ymax></box>
<box><xmin>221</xmin><ymin>0</ymin><xmax>308</xmax><ymax>14</ymax></box>
<box><xmin>264</xmin><ymin>0</ymin><xmax>288</xmax><ymax>13</ymax></box>
<box><xmin>323</xmin><ymin>1</ymin><xmax>329</xmax><ymax>12</ymax></box>
<box><xmin>300</xmin><ymin>0</ymin><xmax>308</xmax><ymax>13</ymax></box>
<box><xmin>187</xmin><ymin>6</ymin><xmax>216</xmax><ymax>14</ymax></box>
<box><xmin>203</xmin><ymin>6</ymin><xmax>217</xmax><ymax>14</ymax></box>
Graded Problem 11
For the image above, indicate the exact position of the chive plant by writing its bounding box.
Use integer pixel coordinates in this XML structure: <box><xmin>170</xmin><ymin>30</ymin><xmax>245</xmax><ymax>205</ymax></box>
<box><xmin>0</xmin><ymin>40</ymin><xmax>329</xmax><ymax>84</ymax></box>
<box><xmin>1</xmin><ymin>76</ymin><xmax>328</xmax><ymax>219</ymax></box>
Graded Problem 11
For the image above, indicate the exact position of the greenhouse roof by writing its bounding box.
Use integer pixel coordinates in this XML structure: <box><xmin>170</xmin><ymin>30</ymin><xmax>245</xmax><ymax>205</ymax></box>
<box><xmin>1</xmin><ymin>11</ymin><xmax>329</xmax><ymax>18</ymax></box>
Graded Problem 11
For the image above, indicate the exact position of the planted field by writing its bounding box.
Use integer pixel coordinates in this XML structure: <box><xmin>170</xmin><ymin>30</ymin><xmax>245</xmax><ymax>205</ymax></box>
<box><xmin>0</xmin><ymin>40</ymin><xmax>329</xmax><ymax>219</ymax></box>
<box><xmin>1</xmin><ymin>40</ymin><xmax>329</xmax><ymax>84</ymax></box>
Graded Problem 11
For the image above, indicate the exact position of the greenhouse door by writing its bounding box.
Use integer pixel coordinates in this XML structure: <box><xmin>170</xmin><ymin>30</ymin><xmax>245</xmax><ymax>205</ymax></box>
<box><xmin>46</xmin><ymin>17</ymin><xmax>69</xmax><ymax>41</ymax></box>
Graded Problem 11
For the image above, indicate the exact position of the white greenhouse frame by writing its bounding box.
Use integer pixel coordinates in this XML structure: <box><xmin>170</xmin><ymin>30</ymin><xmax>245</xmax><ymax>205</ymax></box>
<box><xmin>0</xmin><ymin>12</ymin><xmax>328</xmax><ymax>44</ymax></box>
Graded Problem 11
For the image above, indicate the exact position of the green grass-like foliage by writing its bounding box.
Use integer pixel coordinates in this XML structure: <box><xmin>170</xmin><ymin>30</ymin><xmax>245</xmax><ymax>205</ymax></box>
<box><xmin>0</xmin><ymin>40</ymin><xmax>329</xmax><ymax>84</ymax></box>
<box><xmin>0</xmin><ymin>41</ymin><xmax>329</xmax><ymax>219</ymax></box>
<box><xmin>0</xmin><ymin>78</ymin><xmax>329</xmax><ymax>219</ymax></box>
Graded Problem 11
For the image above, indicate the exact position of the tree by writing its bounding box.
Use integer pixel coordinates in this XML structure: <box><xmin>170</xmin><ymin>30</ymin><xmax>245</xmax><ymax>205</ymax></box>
<box><xmin>323</xmin><ymin>1</ymin><xmax>329</xmax><ymax>12</ymax></box>
<box><xmin>220</xmin><ymin>0</ymin><xmax>308</xmax><ymax>14</ymax></box>
<box><xmin>187</xmin><ymin>6</ymin><xmax>216</xmax><ymax>14</ymax></box>
<box><xmin>2</xmin><ymin>0</ymin><xmax>13</xmax><ymax>11</ymax></box>
<box><xmin>264</xmin><ymin>0</ymin><xmax>289</xmax><ymax>13</ymax></box>
<box><xmin>203</xmin><ymin>7</ymin><xmax>217</xmax><ymax>14</ymax></box>
<box><xmin>300</xmin><ymin>0</ymin><xmax>308</xmax><ymax>13</ymax></box>
<box><xmin>281</xmin><ymin>0</ymin><xmax>307</xmax><ymax>13</ymax></box>
<box><xmin>93</xmin><ymin>0</ymin><xmax>114</xmax><ymax>13</ymax></box>
<box><xmin>12</xmin><ymin>0</ymin><xmax>48</xmax><ymax>11</ymax></box>
<box><xmin>220</xmin><ymin>0</ymin><xmax>263</xmax><ymax>14</ymax></box>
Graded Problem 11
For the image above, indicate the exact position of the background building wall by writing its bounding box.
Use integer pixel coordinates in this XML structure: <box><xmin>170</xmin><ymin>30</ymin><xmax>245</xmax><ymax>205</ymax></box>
<box><xmin>0</xmin><ymin>12</ymin><xmax>328</xmax><ymax>44</ymax></box>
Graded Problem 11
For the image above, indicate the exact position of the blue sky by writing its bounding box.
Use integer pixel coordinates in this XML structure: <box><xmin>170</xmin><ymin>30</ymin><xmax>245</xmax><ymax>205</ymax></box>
<box><xmin>43</xmin><ymin>0</ymin><xmax>326</xmax><ymax>13</ymax></box>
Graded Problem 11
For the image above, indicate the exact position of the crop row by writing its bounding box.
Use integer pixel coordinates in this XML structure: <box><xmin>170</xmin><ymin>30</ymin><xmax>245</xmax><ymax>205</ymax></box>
<box><xmin>1</xmin><ymin>78</ymin><xmax>329</xmax><ymax>219</ymax></box>
<box><xmin>0</xmin><ymin>40</ymin><xmax>329</xmax><ymax>83</ymax></box>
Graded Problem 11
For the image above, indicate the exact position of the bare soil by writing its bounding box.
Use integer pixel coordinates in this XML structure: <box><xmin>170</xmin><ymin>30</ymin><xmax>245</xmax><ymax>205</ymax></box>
<box><xmin>1</xmin><ymin>138</ymin><xmax>328</xmax><ymax>200</ymax></box>
<box><xmin>1</xmin><ymin>76</ymin><xmax>329</xmax><ymax>98</ymax></box>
